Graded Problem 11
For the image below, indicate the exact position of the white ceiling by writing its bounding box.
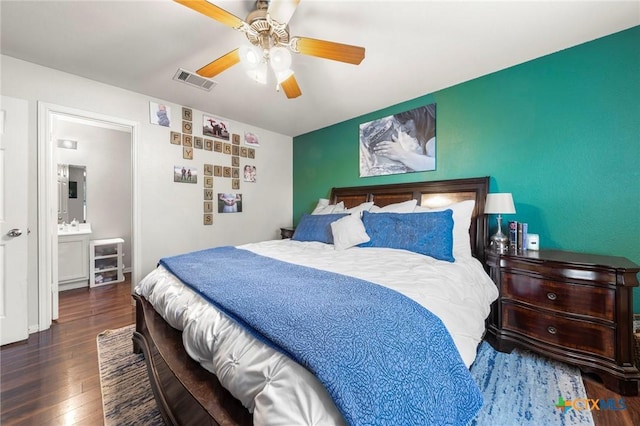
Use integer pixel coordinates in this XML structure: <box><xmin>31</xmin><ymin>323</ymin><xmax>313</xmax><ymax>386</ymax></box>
<box><xmin>1</xmin><ymin>1</ymin><xmax>638</xmax><ymax>137</ymax></box>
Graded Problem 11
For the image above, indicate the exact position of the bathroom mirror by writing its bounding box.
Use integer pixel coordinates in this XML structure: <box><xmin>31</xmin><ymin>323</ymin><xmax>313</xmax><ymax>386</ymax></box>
<box><xmin>58</xmin><ymin>164</ymin><xmax>86</xmax><ymax>223</ymax></box>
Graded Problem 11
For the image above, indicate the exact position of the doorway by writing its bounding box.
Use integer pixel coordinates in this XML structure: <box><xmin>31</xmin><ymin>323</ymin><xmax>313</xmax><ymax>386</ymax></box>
<box><xmin>38</xmin><ymin>103</ymin><xmax>139</xmax><ymax>329</ymax></box>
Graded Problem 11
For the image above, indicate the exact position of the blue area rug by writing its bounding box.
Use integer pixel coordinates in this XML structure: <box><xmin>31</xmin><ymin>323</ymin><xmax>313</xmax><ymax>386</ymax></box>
<box><xmin>97</xmin><ymin>325</ymin><xmax>163</xmax><ymax>426</ymax></box>
<box><xmin>98</xmin><ymin>326</ymin><xmax>595</xmax><ymax>425</ymax></box>
<box><xmin>469</xmin><ymin>341</ymin><xmax>595</xmax><ymax>425</ymax></box>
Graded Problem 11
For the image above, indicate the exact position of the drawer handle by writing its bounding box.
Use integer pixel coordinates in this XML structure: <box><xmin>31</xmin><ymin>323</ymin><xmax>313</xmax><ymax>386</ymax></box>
<box><xmin>547</xmin><ymin>326</ymin><xmax>557</xmax><ymax>335</ymax></box>
<box><xmin>546</xmin><ymin>292</ymin><xmax>557</xmax><ymax>301</ymax></box>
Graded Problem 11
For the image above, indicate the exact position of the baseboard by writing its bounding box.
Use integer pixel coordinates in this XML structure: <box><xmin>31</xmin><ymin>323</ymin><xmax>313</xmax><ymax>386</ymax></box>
<box><xmin>59</xmin><ymin>280</ymin><xmax>89</xmax><ymax>292</ymax></box>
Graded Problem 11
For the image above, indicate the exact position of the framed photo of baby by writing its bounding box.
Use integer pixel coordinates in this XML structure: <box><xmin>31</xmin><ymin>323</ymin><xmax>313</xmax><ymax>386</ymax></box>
<box><xmin>359</xmin><ymin>103</ymin><xmax>436</xmax><ymax>177</ymax></box>
<box><xmin>150</xmin><ymin>102</ymin><xmax>171</xmax><ymax>127</ymax></box>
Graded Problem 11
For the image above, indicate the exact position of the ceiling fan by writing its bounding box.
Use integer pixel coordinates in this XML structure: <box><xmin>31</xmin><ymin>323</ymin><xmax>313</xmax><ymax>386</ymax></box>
<box><xmin>175</xmin><ymin>0</ymin><xmax>366</xmax><ymax>99</ymax></box>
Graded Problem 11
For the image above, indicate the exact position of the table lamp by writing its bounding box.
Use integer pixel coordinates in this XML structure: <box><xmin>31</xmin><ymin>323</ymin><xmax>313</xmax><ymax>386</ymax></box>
<box><xmin>484</xmin><ymin>193</ymin><xmax>516</xmax><ymax>253</ymax></box>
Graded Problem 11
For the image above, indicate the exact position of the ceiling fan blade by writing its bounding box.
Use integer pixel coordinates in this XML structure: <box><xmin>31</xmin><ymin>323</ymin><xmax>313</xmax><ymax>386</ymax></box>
<box><xmin>196</xmin><ymin>48</ymin><xmax>240</xmax><ymax>78</ymax></box>
<box><xmin>174</xmin><ymin>0</ymin><xmax>245</xmax><ymax>29</ymax></box>
<box><xmin>280</xmin><ymin>74</ymin><xmax>302</xmax><ymax>99</ymax></box>
<box><xmin>292</xmin><ymin>37</ymin><xmax>365</xmax><ymax>65</ymax></box>
<box><xmin>268</xmin><ymin>0</ymin><xmax>301</xmax><ymax>25</ymax></box>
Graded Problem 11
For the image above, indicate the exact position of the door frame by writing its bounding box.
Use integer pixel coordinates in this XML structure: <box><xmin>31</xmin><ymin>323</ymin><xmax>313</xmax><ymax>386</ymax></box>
<box><xmin>37</xmin><ymin>102</ymin><xmax>140</xmax><ymax>330</ymax></box>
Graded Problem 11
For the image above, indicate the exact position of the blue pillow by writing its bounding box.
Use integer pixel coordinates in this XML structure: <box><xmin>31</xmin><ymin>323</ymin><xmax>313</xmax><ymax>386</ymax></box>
<box><xmin>359</xmin><ymin>210</ymin><xmax>455</xmax><ymax>262</ymax></box>
<box><xmin>292</xmin><ymin>213</ymin><xmax>349</xmax><ymax>244</ymax></box>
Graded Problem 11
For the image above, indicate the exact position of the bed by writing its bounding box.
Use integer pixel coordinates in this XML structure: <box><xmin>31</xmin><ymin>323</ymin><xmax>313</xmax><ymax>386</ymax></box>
<box><xmin>132</xmin><ymin>176</ymin><xmax>498</xmax><ymax>425</ymax></box>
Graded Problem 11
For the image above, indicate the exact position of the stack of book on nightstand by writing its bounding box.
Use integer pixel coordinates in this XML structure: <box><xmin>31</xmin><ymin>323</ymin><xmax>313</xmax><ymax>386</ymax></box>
<box><xmin>508</xmin><ymin>221</ymin><xmax>528</xmax><ymax>252</ymax></box>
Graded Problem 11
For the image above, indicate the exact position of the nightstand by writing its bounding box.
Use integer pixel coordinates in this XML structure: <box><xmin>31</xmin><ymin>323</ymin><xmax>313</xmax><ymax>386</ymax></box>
<box><xmin>485</xmin><ymin>249</ymin><xmax>640</xmax><ymax>395</ymax></box>
<box><xmin>280</xmin><ymin>227</ymin><xmax>295</xmax><ymax>239</ymax></box>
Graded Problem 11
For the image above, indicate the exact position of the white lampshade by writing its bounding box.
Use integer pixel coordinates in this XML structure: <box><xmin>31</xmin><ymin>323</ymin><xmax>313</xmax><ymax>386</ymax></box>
<box><xmin>246</xmin><ymin>62</ymin><xmax>268</xmax><ymax>84</ymax></box>
<box><xmin>484</xmin><ymin>193</ymin><xmax>516</xmax><ymax>214</ymax></box>
<box><xmin>269</xmin><ymin>46</ymin><xmax>292</xmax><ymax>72</ymax></box>
<box><xmin>239</xmin><ymin>45</ymin><xmax>263</xmax><ymax>69</ymax></box>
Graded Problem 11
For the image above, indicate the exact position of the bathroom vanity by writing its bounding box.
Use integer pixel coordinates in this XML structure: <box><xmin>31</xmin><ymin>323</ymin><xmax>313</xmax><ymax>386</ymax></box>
<box><xmin>58</xmin><ymin>223</ymin><xmax>92</xmax><ymax>291</ymax></box>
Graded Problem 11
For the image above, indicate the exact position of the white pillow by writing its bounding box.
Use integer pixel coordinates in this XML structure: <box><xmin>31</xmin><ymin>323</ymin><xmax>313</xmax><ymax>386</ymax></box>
<box><xmin>345</xmin><ymin>201</ymin><xmax>374</xmax><ymax>217</ymax></box>
<box><xmin>311</xmin><ymin>199</ymin><xmax>345</xmax><ymax>215</ymax></box>
<box><xmin>331</xmin><ymin>214</ymin><xmax>371</xmax><ymax>250</ymax></box>
<box><xmin>414</xmin><ymin>199</ymin><xmax>475</xmax><ymax>260</ymax></box>
<box><xmin>369</xmin><ymin>199</ymin><xmax>418</xmax><ymax>213</ymax></box>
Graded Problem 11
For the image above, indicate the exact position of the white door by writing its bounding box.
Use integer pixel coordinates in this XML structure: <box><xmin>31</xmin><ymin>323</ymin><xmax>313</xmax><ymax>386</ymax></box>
<box><xmin>0</xmin><ymin>96</ymin><xmax>29</xmax><ymax>345</ymax></box>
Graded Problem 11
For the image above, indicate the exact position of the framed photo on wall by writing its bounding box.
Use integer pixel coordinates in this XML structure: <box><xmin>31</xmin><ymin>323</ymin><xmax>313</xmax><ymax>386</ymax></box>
<box><xmin>174</xmin><ymin>165</ymin><xmax>197</xmax><ymax>183</ymax></box>
<box><xmin>243</xmin><ymin>165</ymin><xmax>256</xmax><ymax>182</ymax></box>
<box><xmin>218</xmin><ymin>193</ymin><xmax>242</xmax><ymax>213</ymax></box>
<box><xmin>150</xmin><ymin>102</ymin><xmax>171</xmax><ymax>127</ymax></box>
<box><xmin>203</xmin><ymin>115</ymin><xmax>230</xmax><ymax>140</ymax></box>
<box><xmin>244</xmin><ymin>131</ymin><xmax>259</xmax><ymax>147</ymax></box>
<box><xmin>359</xmin><ymin>103</ymin><xmax>436</xmax><ymax>177</ymax></box>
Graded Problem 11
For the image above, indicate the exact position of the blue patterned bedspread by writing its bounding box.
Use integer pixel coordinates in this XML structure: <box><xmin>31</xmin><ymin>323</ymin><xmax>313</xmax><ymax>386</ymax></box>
<box><xmin>159</xmin><ymin>246</ymin><xmax>482</xmax><ymax>425</ymax></box>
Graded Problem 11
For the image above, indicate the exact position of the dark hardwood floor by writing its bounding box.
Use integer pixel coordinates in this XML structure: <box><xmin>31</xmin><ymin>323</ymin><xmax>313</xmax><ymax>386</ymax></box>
<box><xmin>1</xmin><ymin>275</ymin><xmax>134</xmax><ymax>425</ymax></box>
<box><xmin>1</xmin><ymin>272</ymin><xmax>639</xmax><ymax>425</ymax></box>
<box><xmin>583</xmin><ymin>373</ymin><xmax>640</xmax><ymax>426</ymax></box>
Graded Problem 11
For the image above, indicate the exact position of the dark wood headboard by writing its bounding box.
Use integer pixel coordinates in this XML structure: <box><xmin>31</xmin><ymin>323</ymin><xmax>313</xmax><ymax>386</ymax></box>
<box><xmin>329</xmin><ymin>177</ymin><xmax>490</xmax><ymax>260</ymax></box>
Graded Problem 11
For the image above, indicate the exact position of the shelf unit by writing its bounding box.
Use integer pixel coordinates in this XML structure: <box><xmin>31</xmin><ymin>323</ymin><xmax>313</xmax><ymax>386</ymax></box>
<box><xmin>90</xmin><ymin>238</ymin><xmax>124</xmax><ymax>287</ymax></box>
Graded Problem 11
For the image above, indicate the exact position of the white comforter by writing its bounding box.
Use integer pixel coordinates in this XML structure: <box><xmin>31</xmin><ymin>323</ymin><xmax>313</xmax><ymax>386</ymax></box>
<box><xmin>136</xmin><ymin>239</ymin><xmax>498</xmax><ymax>425</ymax></box>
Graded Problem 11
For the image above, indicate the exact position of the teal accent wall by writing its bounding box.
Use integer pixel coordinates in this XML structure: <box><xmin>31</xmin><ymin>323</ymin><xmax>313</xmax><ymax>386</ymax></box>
<box><xmin>293</xmin><ymin>27</ymin><xmax>640</xmax><ymax>311</ymax></box>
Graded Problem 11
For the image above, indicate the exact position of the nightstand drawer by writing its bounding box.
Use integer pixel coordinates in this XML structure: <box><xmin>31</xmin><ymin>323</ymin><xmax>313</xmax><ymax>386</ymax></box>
<box><xmin>503</xmin><ymin>272</ymin><xmax>615</xmax><ymax>321</ymax></box>
<box><xmin>502</xmin><ymin>303</ymin><xmax>615</xmax><ymax>359</ymax></box>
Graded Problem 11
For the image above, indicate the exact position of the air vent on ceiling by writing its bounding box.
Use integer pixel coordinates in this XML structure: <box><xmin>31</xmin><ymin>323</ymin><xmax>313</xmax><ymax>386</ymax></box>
<box><xmin>173</xmin><ymin>68</ymin><xmax>216</xmax><ymax>91</ymax></box>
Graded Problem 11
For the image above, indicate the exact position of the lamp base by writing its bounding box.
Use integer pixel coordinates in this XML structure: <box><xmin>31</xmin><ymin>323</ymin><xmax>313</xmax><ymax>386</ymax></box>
<box><xmin>490</xmin><ymin>228</ymin><xmax>510</xmax><ymax>253</ymax></box>
<box><xmin>490</xmin><ymin>234</ymin><xmax>509</xmax><ymax>253</ymax></box>
<box><xmin>490</xmin><ymin>213</ymin><xmax>509</xmax><ymax>253</ymax></box>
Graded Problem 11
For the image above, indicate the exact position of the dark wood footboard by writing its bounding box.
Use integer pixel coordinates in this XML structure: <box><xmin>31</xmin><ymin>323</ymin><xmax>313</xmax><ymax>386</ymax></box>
<box><xmin>132</xmin><ymin>294</ymin><xmax>252</xmax><ymax>426</ymax></box>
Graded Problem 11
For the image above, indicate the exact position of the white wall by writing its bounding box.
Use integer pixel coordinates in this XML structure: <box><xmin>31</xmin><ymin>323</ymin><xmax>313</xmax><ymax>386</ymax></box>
<box><xmin>1</xmin><ymin>55</ymin><xmax>293</xmax><ymax>330</ymax></box>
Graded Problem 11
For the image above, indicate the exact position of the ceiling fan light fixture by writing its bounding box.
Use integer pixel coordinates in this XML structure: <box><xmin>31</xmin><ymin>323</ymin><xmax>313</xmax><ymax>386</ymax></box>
<box><xmin>175</xmin><ymin>0</ymin><xmax>365</xmax><ymax>99</ymax></box>
<box><xmin>246</xmin><ymin>62</ymin><xmax>268</xmax><ymax>84</ymax></box>
<box><xmin>239</xmin><ymin>45</ymin><xmax>264</xmax><ymax>69</ymax></box>
<box><xmin>269</xmin><ymin>46</ymin><xmax>292</xmax><ymax>72</ymax></box>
